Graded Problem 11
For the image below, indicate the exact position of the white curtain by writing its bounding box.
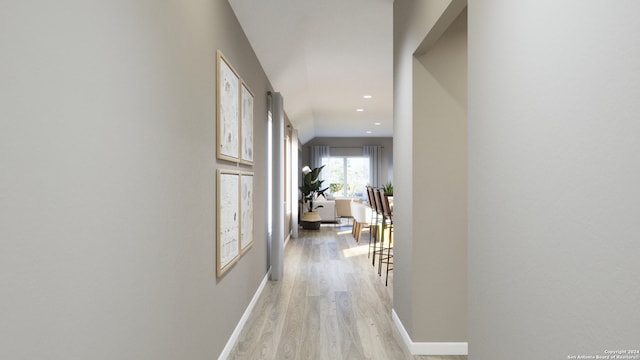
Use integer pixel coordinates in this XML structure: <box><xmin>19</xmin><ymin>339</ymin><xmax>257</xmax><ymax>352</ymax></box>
<box><xmin>363</xmin><ymin>145</ymin><xmax>382</xmax><ymax>188</ymax></box>
<box><xmin>309</xmin><ymin>145</ymin><xmax>330</xmax><ymax>192</ymax></box>
<box><xmin>310</xmin><ymin>145</ymin><xmax>329</xmax><ymax>170</ymax></box>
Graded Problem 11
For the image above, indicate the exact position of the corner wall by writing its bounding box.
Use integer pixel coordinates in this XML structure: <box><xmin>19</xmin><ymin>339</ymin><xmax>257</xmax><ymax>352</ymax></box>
<box><xmin>412</xmin><ymin>8</ymin><xmax>467</xmax><ymax>342</ymax></box>
<box><xmin>0</xmin><ymin>1</ymin><xmax>271</xmax><ymax>359</ymax></box>
<box><xmin>468</xmin><ymin>1</ymin><xmax>640</xmax><ymax>358</ymax></box>
<box><xmin>393</xmin><ymin>0</ymin><xmax>467</xmax><ymax>351</ymax></box>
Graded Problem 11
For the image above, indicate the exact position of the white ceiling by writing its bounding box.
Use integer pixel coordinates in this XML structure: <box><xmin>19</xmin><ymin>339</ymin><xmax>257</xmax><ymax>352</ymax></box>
<box><xmin>228</xmin><ymin>0</ymin><xmax>394</xmax><ymax>144</ymax></box>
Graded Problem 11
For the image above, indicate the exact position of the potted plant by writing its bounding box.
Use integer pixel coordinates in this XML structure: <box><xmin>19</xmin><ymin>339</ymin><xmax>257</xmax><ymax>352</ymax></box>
<box><xmin>299</xmin><ymin>165</ymin><xmax>329</xmax><ymax>230</ymax></box>
<box><xmin>383</xmin><ymin>182</ymin><xmax>394</xmax><ymax>196</ymax></box>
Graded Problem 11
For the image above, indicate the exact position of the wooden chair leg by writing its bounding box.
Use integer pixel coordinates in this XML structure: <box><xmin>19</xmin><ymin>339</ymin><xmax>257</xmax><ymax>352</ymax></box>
<box><xmin>358</xmin><ymin>222</ymin><xmax>364</xmax><ymax>240</ymax></box>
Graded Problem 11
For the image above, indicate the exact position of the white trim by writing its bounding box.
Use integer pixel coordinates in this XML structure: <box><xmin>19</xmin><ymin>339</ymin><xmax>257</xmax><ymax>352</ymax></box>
<box><xmin>218</xmin><ymin>268</ymin><xmax>272</xmax><ymax>360</ymax></box>
<box><xmin>391</xmin><ymin>309</ymin><xmax>468</xmax><ymax>356</ymax></box>
<box><xmin>392</xmin><ymin>309</ymin><xmax>413</xmax><ymax>352</ymax></box>
<box><xmin>284</xmin><ymin>232</ymin><xmax>291</xmax><ymax>248</ymax></box>
<box><xmin>412</xmin><ymin>342</ymin><xmax>468</xmax><ymax>356</ymax></box>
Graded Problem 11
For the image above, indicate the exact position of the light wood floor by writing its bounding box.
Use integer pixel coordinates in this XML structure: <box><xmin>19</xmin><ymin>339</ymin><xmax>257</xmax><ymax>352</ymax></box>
<box><xmin>227</xmin><ymin>225</ymin><xmax>466</xmax><ymax>360</ymax></box>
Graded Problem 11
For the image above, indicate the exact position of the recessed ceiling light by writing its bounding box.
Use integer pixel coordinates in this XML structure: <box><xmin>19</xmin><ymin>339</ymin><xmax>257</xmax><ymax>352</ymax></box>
<box><xmin>363</xmin><ymin>95</ymin><xmax>373</xmax><ymax>99</ymax></box>
<box><xmin>374</xmin><ymin>122</ymin><xmax>381</xmax><ymax>126</ymax></box>
<box><xmin>366</xmin><ymin>130</ymin><xmax>372</xmax><ymax>134</ymax></box>
<box><xmin>356</xmin><ymin>108</ymin><xmax>364</xmax><ymax>112</ymax></box>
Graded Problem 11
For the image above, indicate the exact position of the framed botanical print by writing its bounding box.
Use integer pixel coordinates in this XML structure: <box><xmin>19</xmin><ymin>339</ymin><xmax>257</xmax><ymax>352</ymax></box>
<box><xmin>240</xmin><ymin>81</ymin><xmax>254</xmax><ymax>165</ymax></box>
<box><xmin>216</xmin><ymin>50</ymin><xmax>240</xmax><ymax>162</ymax></box>
<box><xmin>216</xmin><ymin>169</ymin><xmax>240</xmax><ymax>276</ymax></box>
<box><xmin>240</xmin><ymin>172</ymin><xmax>254</xmax><ymax>253</ymax></box>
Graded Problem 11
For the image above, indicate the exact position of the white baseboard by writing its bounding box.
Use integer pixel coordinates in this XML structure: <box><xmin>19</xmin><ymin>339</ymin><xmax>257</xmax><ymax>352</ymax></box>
<box><xmin>284</xmin><ymin>232</ymin><xmax>291</xmax><ymax>248</ymax></box>
<box><xmin>391</xmin><ymin>309</ymin><xmax>468</xmax><ymax>356</ymax></box>
<box><xmin>218</xmin><ymin>267</ymin><xmax>272</xmax><ymax>360</ymax></box>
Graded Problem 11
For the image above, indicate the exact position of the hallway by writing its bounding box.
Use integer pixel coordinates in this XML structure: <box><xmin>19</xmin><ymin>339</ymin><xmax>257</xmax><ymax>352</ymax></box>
<box><xmin>228</xmin><ymin>226</ymin><xmax>466</xmax><ymax>360</ymax></box>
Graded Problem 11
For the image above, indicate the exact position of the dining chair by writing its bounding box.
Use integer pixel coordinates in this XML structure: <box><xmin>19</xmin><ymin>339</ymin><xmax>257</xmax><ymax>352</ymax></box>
<box><xmin>350</xmin><ymin>201</ymin><xmax>370</xmax><ymax>244</ymax></box>
<box><xmin>378</xmin><ymin>188</ymin><xmax>394</xmax><ymax>286</ymax></box>
<box><xmin>371</xmin><ymin>187</ymin><xmax>386</xmax><ymax>268</ymax></box>
<box><xmin>350</xmin><ymin>200</ymin><xmax>359</xmax><ymax>238</ymax></box>
<box><xmin>365</xmin><ymin>186</ymin><xmax>380</xmax><ymax>259</ymax></box>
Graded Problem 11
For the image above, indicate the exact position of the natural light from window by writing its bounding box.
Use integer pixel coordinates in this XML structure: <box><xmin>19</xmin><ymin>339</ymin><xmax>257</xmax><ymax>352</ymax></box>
<box><xmin>323</xmin><ymin>156</ymin><xmax>369</xmax><ymax>199</ymax></box>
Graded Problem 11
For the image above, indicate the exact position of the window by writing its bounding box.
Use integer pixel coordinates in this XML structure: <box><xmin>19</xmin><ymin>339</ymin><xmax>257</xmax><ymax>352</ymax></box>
<box><xmin>323</xmin><ymin>156</ymin><xmax>369</xmax><ymax>198</ymax></box>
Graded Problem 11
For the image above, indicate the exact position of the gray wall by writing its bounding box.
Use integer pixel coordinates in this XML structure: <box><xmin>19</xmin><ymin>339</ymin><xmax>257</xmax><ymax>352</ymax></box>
<box><xmin>469</xmin><ymin>1</ymin><xmax>640</xmax><ymax>358</ymax></box>
<box><xmin>413</xmin><ymin>9</ymin><xmax>468</xmax><ymax>342</ymax></box>
<box><xmin>0</xmin><ymin>1</ymin><xmax>270</xmax><ymax>359</ymax></box>
<box><xmin>393</xmin><ymin>0</ymin><xmax>467</xmax><ymax>345</ymax></box>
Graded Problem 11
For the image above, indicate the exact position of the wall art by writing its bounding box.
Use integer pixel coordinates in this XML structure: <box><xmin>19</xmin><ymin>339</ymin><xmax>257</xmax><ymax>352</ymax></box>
<box><xmin>240</xmin><ymin>81</ymin><xmax>254</xmax><ymax>165</ymax></box>
<box><xmin>217</xmin><ymin>169</ymin><xmax>240</xmax><ymax>277</ymax></box>
<box><xmin>240</xmin><ymin>172</ymin><xmax>254</xmax><ymax>253</ymax></box>
<box><xmin>216</xmin><ymin>50</ymin><xmax>240</xmax><ymax>162</ymax></box>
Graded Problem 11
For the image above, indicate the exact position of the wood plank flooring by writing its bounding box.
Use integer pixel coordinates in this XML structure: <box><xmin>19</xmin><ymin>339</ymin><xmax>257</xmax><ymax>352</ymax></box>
<box><xmin>227</xmin><ymin>225</ymin><xmax>467</xmax><ymax>360</ymax></box>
